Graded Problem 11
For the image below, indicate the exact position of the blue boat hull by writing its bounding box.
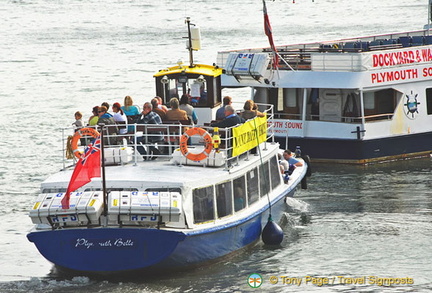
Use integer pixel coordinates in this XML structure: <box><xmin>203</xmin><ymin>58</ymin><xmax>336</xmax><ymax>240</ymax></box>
<box><xmin>27</xmin><ymin>189</ymin><xmax>294</xmax><ymax>275</ymax></box>
<box><xmin>278</xmin><ymin>131</ymin><xmax>432</xmax><ymax>163</ymax></box>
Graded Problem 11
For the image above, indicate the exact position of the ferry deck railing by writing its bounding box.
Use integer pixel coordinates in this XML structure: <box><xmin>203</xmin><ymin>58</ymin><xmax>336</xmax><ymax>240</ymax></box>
<box><xmin>62</xmin><ymin>104</ymin><xmax>275</xmax><ymax>169</ymax></box>
<box><xmin>217</xmin><ymin>29</ymin><xmax>432</xmax><ymax>71</ymax></box>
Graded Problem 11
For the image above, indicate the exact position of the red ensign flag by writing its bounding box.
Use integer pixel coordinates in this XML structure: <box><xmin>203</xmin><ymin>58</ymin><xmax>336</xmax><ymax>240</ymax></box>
<box><xmin>62</xmin><ymin>137</ymin><xmax>101</xmax><ymax>209</ymax></box>
<box><xmin>263</xmin><ymin>0</ymin><xmax>279</xmax><ymax>68</ymax></box>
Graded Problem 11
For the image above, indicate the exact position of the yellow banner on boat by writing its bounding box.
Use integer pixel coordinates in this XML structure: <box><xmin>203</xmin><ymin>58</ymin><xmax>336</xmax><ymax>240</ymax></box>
<box><xmin>232</xmin><ymin>116</ymin><xmax>267</xmax><ymax>157</ymax></box>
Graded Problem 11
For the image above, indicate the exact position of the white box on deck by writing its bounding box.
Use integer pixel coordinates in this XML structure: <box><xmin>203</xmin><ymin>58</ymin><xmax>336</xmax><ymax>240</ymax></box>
<box><xmin>108</xmin><ymin>191</ymin><xmax>182</xmax><ymax>225</ymax></box>
<box><xmin>29</xmin><ymin>192</ymin><xmax>103</xmax><ymax>226</ymax></box>
<box><xmin>224</xmin><ymin>53</ymin><xmax>270</xmax><ymax>77</ymax></box>
<box><xmin>104</xmin><ymin>146</ymin><xmax>133</xmax><ymax>165</ymax></box>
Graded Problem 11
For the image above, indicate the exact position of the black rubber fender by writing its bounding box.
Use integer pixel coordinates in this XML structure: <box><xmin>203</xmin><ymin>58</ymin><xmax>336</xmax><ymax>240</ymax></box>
<box><xmin>303</xmin><ymin>154</ymin><xmax>312</xmax><ymax>177</ymax></box>
<box><xmin>301</xmin><ymin>177</ymin><xmax>307</xmax><ymax>189</ymax></box>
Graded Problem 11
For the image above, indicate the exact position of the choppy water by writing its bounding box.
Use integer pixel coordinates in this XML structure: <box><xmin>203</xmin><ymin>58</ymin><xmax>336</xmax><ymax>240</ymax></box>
<box><xmin>1</xmin><ymin>0</ymin><xmax>431</xmax><ymax>292</ymax></box>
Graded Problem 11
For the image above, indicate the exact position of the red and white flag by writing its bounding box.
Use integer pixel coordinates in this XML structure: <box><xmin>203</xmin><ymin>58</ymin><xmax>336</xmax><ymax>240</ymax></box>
<box><xmin>62</xmin><ymin>137</ymin><xmax>101</xmax><ymax>209</ymax></box>
<box><xmin>263</xmin><ymin>0</ymin><xmax>279</xmax><ymax>68</ymax></box>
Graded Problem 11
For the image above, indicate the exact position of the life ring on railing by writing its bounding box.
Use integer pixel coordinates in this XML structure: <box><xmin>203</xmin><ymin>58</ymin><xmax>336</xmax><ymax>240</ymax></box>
<box><xmin>71</xmin><ymin>127</ymin><xmax>100</xmax><ymax>159</ymax></box>
<box><xmin>180</xmin><ymin>127</ymin><xmax>213</xmax><ymax>161</ymax></box>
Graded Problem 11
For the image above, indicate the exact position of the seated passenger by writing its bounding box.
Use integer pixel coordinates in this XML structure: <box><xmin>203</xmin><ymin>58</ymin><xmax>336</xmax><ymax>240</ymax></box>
<box><xmin>121</xmin><ymin>96</ymin><xmax>140</xmax><ymax>118</ymax></box>
<box><xmin>241</xmin><ymin>100</ymin><xmax>266</xmax><ymax>120</ymax></box>
<box><xmin>179</xmin><ymin>94</ymin><xmax>198</xmax><ymax>124</ymax></box>
<box><xmin>282</xmin><ymin>149</ymin><xmax>303</xmax><ymax>176</ymax></box>
<box><xmin>165</xmin><ymin>97</ymin><xmax>188</xmax><ymax>121</ymax></box>
<box><xmin>156</xmin><ymin>96</ymin><xmax>169</xmax><ymax>112</ymax></box>
<box><xmin>210</xmin><ymin>105</ymin><xmax>245</xmax><ymax>128</ymax></box>
<box><xmin>98</xmin><ymin>106</ymin><xmax>118</xmax><ymax>139</ymax></box>
<box><xmin>88</xmin><ymin>106</ymin><xmax>99</xmax><ymax>126</ymax></box>
<box><xmin>112</xmin><ymin>102</ymin><xmax>128</xmax><ymax>135</ymax></box>
<box><xmin>151</xmin><ymin>97</ymin><xmax>166</xmax><ymax>121</ymax></box>
<box><xmin>136</xmin><ymin>102</ymin><xmax>162</xmax><ymax>159</ymax></box>
<box><xmin>216</xmin><ymin>96</ymin><xmax>232</xmax><ymax>121</ymax></box>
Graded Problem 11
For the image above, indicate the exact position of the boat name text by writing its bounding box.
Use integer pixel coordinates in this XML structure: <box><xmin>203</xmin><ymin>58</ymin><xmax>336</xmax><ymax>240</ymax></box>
<box><xmin>75</xmin><ymin>238</ymin><xmax>135</xmax><ymax>249</ymax></box>
<box><xmin>371</xmin><ymin>65</ymin><xmax>432</xmax><ymax>84</ymax></box>
<box><xmin>372</xmin><ymin>48</ymin><xmax>432</xmax><ymax>68</ymax></box>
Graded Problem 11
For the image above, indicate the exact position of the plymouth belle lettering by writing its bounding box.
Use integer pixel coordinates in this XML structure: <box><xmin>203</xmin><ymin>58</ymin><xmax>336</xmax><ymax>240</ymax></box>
<box><xmin>75</xmin><ymin>238</ymin><xmax>135</xmax><ymax>249</ymax></box>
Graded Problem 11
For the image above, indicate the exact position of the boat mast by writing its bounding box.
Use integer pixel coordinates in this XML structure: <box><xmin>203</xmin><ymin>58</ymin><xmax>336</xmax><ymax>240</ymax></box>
<box><xmin>186</xmin><ymin>17</ymin><xmax>194</xmax><ymax>67</ymax></box>
<box><xmin>99</xmin><ymin>124</ymin><xmax>108</xmax><ymax>217</ymax></box>
<box><xmin>429</xmin><ymin>0</ymin><xmax>432</xmax><ymax>34</ymax></box>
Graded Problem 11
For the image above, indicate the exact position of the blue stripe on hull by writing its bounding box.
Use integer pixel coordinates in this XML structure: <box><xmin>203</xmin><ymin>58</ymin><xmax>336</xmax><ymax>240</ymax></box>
<box><xmin>27</xmin><ymin>190</ymin><xmax>293</xmax><ymax>274</ymax></box>
<box><xmin>278</xmin><ymin>131</ymin><xmax>432</xmax><ymax>162</ymax></box>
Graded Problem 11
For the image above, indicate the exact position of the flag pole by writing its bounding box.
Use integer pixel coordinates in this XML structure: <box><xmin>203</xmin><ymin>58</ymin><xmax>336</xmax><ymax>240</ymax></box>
<box><xmin>99</xmin><ymin>123</ymin><xmax>108</xmax><ymax>217</ymax></box>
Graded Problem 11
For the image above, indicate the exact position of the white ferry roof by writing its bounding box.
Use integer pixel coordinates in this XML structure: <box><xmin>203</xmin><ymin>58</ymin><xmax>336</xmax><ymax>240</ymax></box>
<box><xmin>218</xmin><ymin>29</ymin><xmax>432</xmax><ymax>90</ymax></box>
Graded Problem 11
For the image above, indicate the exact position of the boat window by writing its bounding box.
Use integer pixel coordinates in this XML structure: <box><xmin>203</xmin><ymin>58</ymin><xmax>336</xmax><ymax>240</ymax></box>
<box><xmin>259</xmin><ymin>161</ymin><xmax>271</xmax><ymax>197</ymax></box>
<box><xmin>269</xmin><ymin>155</ymin><xmax>281</xmax><ymax>189</ymax></box>
<box><xmin>233</xmin><ymin>176</ymin><xmax>246</xmax><ymax>212</ymax></box>
<box><xmin>246</xmin><ymin>168</ymin><xmax>259</xmax><ymax>205</ymax></box>
<box><xmin>216</xmin><ymin>181</ymin><xmax>233</xmax><ymax>218</ymax></box>
<box><xmin>363</xmin><ymin>89</ymin><xmax>401</xmax><ymax>121</ymax></box>
<box><xmin>426</xmin><ymin>88</ymin><xmax>432</xmax><ymax>115</ymax></box>
<box><xmin>281</xmin><ymin>88</ymin><xmax>302</xmax><ymax>119</ymax></box>
<box><xmin>193</xmin><ymin>186</ymin><xmax>215</xmax><ymax>224</ymax></box>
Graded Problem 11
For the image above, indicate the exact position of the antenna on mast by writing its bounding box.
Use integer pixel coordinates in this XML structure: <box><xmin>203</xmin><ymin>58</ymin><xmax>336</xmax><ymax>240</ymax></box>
<box><xmin>185</xmin><ymin>17</ymin><xmax>201</xmax><ymax>67</ymax></box>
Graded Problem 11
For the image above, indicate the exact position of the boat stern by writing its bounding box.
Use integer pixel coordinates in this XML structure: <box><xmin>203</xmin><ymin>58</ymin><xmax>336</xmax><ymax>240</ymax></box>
<box><xmin>27</xmin><ymin>227</ymin><xmax>186</xmax><ymax>274</ymax></box>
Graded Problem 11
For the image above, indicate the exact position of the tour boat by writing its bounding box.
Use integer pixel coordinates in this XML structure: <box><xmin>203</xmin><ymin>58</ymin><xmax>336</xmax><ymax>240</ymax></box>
<box><xmin>217</xmin><ymin>27</ymin><xmax>432</xmax><ymax>163</ymax></box>
<box><xmin>26</xmin><ymin>18</ymin><xmax>309</xmax><ymax>275</ymax></box>
<box><xmin>27</xmin><ymin>107</ymin><xmax>308</xmax><ymax>275</ymax></box>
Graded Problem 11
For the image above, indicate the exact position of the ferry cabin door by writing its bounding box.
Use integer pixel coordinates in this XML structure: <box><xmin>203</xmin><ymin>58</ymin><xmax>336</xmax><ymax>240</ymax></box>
<box><xmin>319</xmin><ymin>89</ymin><xmax>343</xmax><ymax>122</ymax></box>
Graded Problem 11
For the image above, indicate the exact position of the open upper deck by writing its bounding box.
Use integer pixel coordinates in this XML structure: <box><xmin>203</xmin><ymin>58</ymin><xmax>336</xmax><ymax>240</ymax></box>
<box><xmin>217</xmin><ymin>29</ymin><xmax>432</xmax><ymax>72</ymax></box>
<box><xmin>60</xmin><ymin>104</ymin><xmax>276</xmax><ymax>174</ymax></box>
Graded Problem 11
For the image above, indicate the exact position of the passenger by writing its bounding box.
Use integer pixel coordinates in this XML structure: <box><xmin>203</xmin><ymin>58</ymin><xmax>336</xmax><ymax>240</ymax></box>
<box><xmin>179</xmin><ymin>94</ymin><xmax>198</xmax><ymax>124</ymax></box>
<box><xmin>98</xmin><ymin>106</ymin><xmax>118</xmax><ymax>138</ymax></box>
<box><xmin>136</xmin><ymin>102</ymin><xmax>162</xmax><ymax>159</ymax></box>
<box><xmin>165</xmin><ymin>97</ymin><xmax>188</xmax><ymax>121</ymax></box>
<box><xmin>216</xmin><ymin>96</ymin><xmax>232</xmax><ymax>121</ymax></box>
<box><xmin>88</xmin><ymin>106</ymin><xmax>99</xmax><ymax>126</ymax></box>
<box><xmin>151</xmin><ymin>97</ymin><xmax>166</xmax><ymax>121</ymax></box>
<box><xmin>98</xmin><ymin>106</ymin><xmax>115</xmax><ymax>125</ymax></box>
<box><xmin>278</xmin><ymin>153</ymin><xmax>290</xmax><ymax>183</ymax></box>
<box><xmin>155</xmin><ymin>96</ymin><xmax>169</xmax><ymax>112</ymax></box>
<box><xmin>112</xmin><ymin>102</ymin><xmax>128</xmax><ymax>135</ymax></box>
<box><xmin>72</xmin><ymin>111</ymin><xmax>83</xmax><ymax>130</ymax></box>
<box><xmin>101</xmin><ymin>102</ymin><xmax>111</xmax><ymax>115</ymax></box>
<box><xmin>241</xmin><ymin>99</ymin><xmax>266</xmax><ymax>120</ymax></box>
<box><xmin>234</xmin><ymin>187</ymin><xmax>245</xmax><ymax>212</ymax></box>
<box><xmin>210</xmin><ymin>105</ymin><xmax>245</xmax><ymax>128</ymax></box>
<box><xmin>121</xmin><ymin>96</ymin><xmax>140</xmax><ymax>117</ymax></box>
<box><xmin>283</xmin><ymin>149</ymin><xmax>303</xmax><ymax>175</ymax></box>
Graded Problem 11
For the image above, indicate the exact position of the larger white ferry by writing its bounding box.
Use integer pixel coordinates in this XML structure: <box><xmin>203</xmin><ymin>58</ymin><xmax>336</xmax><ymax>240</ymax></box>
<box><xmin>218</xmin><ymin>28</ymin><xmax>432</xmax><ymax>164</ymax></box>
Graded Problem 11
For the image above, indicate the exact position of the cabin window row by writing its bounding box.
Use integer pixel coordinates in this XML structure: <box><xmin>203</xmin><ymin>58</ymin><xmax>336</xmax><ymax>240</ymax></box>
<box><xmin>193</xmin><ymin>155</ymin><xmax>281</xmax><ymax>224</ymax></box>
<box><xmin>257</xmin><ymin>87</ymin><xmax>404</xmax><ymax>122</ymax></box>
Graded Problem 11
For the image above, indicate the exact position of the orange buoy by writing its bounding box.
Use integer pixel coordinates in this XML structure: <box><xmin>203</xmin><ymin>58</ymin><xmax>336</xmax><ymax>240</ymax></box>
<box><xmin>71</xmin><ymin>127</ymin><xmax>100</xmax><ymax>159</ymax></box>
<box><xmin>179</xmin><ymin>127</ymin><xmax>213</xmax><ymax>161</ymax></box>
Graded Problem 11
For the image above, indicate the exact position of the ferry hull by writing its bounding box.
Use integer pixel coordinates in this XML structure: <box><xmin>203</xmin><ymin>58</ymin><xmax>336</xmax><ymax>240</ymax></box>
<box><xmin>278</xmin><ymin>131</ymin><xmax>432</xmax><ymax>163</ymax></box>
<box><xmin>27</xmin><ymin>189</ymin><xmax>294</xmax><ymax>275</ymax></box>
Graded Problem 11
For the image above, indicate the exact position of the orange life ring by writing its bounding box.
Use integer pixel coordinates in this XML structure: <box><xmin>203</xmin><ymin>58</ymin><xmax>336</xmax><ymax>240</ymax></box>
<box><xmin>180</xmin><ymin>127</ymin><xmax>213</xmax><ymax>161</ymax></box>
<box><xmin>71</xmin><ymin>127</ymin><xmax>100</xmax><ymax>159</ymax></box>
